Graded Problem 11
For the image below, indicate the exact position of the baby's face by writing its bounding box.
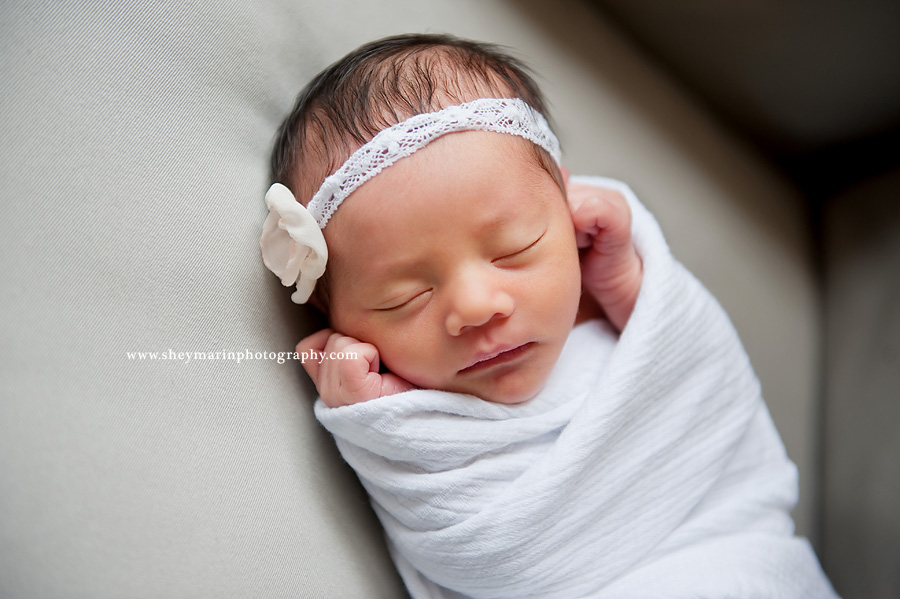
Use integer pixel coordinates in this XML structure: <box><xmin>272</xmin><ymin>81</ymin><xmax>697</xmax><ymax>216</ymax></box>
<box><xmin>324</xmin><ymin>131</ymin><xmax>582</xmax><ymax>404</ymax></box>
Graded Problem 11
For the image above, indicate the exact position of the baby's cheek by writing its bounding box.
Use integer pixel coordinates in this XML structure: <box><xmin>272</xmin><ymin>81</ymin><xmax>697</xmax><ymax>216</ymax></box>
<box><xmin>375</xmin><ymin>328</ymin><xmax>442</xmax><ymax>384</ymax></box>
<box><xmin>551</xmin><ymin>239</ymin><xmax>583</xmax><ymax>304</ymax></box>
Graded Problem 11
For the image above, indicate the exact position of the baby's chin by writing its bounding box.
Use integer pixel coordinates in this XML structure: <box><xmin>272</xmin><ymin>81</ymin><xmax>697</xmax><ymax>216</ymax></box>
<box><xmin>478</xmin><ymin>390</ymin><xmax>542</xmax><ymax>405</ymax></box>
<box><xmin>471</xmin><ymin>379</ymin><xmax>547</xmax><ymax>405</ymax></box>
<box><xmin>403</xmin><ymin>369</ymin><xmax>550</xmax><ymax>405</ymax></box>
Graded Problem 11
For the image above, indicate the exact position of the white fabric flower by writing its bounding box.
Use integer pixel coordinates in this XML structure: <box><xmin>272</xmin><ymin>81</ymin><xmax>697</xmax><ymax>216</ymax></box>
<box><xmin>260</xmin><ymin>183</ymin><xmax>327</xmax><ymax>304</ymax></box>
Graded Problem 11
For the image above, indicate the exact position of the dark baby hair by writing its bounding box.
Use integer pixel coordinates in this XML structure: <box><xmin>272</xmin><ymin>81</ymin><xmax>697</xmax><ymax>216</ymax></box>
<box><xmin>270</xmin><ymin>33</ymin><xmax>555</xmax><ymax>205</ymax></box>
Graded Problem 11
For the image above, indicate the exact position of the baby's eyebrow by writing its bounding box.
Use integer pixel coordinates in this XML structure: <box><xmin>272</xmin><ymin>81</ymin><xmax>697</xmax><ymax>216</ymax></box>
<box><xmin>477</xmin><ymin>211</ymin><xmax>518</xmax><ymax>232</ymax></box>
<box><xmin>353</xmin><ymin>258</ymin><xmax>428</xmax><ymax>303</ymax></box>
<box><xmin>364</xmin><ymin>252</ymin><xmax>427</xmax><ymax>280</ymax></box>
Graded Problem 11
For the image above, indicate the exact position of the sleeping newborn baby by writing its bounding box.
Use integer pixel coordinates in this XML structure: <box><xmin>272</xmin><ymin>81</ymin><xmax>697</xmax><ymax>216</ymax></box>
<box><xmin>261</xmin><ymin>33</ymin><xmax>837</xmax><ymax>599</ymax></box>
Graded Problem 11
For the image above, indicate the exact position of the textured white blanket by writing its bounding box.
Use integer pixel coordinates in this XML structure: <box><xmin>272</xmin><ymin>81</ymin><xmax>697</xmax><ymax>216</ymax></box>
<box><xmin>315</xmin><ymin>178</ymin><xmax>837</xmax><ymax>598</ymax></box>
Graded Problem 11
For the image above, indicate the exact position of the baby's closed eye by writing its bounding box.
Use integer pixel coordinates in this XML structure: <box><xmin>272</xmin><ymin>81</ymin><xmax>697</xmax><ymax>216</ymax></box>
<box><xmin>492</xmin><ymin>231</ymin><xmax>545</xmax><ymax>266</ymax></box>
<box><xmin>374</xmin><ymin>288</ymin><xmax>433</xmax><ymax>312</ymax></box>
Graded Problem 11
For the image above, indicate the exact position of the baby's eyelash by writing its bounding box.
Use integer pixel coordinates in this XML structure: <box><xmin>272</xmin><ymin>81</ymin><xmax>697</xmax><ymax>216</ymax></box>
<box><xmin>494</xmin><ymin>232</ymin><xmax>545</xmax><ymax>262</ymax></box>
<box><xmin>375</xmin><ymin>289</ymin><xmax>432</xmax><ymax>312</ymax></box>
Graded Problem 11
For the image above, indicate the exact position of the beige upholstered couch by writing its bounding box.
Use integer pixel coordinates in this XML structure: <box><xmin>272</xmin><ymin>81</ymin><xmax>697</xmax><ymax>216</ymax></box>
<box><xmin>4</xmin><ymin>1</ymin><xmax>893</xmax><ymax>597</ymax></box>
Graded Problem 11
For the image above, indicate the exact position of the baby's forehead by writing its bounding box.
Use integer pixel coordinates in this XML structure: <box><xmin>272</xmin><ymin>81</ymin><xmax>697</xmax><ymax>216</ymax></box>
<box><xmin>324</xmin><ymin>132</ymin><xmax>557</xmax><ymax>250</ymax></box>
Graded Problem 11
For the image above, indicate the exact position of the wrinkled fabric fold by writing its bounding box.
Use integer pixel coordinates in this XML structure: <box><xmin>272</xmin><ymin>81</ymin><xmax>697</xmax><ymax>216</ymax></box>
<box><xmin>316</xmin><ymin>177</ymin><xmax>837</xmax><ymax>598</ymax></box>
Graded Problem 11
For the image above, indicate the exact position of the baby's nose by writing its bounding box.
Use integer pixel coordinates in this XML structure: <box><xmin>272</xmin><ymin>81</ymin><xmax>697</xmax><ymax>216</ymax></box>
<box><xmin>444</xmin><ymin>270</ymin><xmax>514</xmax><ymax>336</ymax></box>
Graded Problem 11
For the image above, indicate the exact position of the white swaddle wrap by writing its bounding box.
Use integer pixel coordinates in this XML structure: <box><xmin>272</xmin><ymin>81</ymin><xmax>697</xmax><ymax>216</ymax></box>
<box><xmin>315</xmin><ymin>178</ymin><xmax>837</xmax><ymax>598</ymax></box>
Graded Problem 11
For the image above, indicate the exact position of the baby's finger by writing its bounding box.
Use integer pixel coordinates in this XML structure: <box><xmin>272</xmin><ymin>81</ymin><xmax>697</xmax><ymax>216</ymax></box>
<box><xmin>322</xmin><ymin>333</ymin><xmax>378</xmax><ymax>370</ymax></box>
<box><xmin>593</xmin><ymin>192</ymin><xmax>633</xmax><ymax>254</ymax></box>
<box><xmin>324</xmin><ymin>341</ymin><xmax>382</xmax><ymax>405</ymax></box>
<box><xmin>297</xmin><ymin>328</ymin><xmax>333</xmax><ymax>354</ymax></box>
<box><xmin>296</xmin><ymin>328</ymin><xmax>334</xmax><ymax>385</ymax></box>
<box><xmin>569</xmin><ymin>197</ymin><xmax>601</xmax><ymax>248</ymax></box>
<box><xmin>571</xmin><ymin>191</ymin><xmax>632</xmax><ymax>254</ymax></box>
<box><xmin>565</xmin><ymin>181</ymin><xmax>602</xmax><ymax>211</ymax></box>
<box><xmin>380</xmin><ymin>372</ymin><xmax>418</xmax><ymax>396</ymax></box>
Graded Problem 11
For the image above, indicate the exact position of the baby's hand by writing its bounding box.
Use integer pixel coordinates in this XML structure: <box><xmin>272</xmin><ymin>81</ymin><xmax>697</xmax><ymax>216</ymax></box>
<box><xmin>297</xmin><ymin>329</ymin><xmax>417</xmax><ymax>407</ymax></box>
<box><xmin>567</xmin><ymin>180</ymin><xmax>643</xmax><ymax>331</ymax></box>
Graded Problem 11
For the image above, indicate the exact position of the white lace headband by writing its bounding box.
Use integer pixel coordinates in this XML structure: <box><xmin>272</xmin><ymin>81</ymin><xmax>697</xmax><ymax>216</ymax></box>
<box><xmin>259</xmin><ymin>97</ymin><xmax>561</xmax><ymax>303</ymax></box>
